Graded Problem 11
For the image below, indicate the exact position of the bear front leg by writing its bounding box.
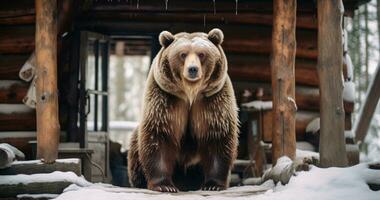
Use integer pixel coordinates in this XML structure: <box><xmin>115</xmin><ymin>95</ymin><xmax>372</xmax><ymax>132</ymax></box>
<box><xmin>139</xmin><ymin>133</ymin><xmax>179</xmax><ymax>193</ymax></box>
<box><xmin>200</xmin><ymin>140</ymin><xmax>234</xmax><ymax>191</ymax></box>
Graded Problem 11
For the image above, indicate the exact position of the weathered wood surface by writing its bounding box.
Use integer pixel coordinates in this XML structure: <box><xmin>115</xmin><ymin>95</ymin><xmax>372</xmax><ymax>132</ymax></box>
<box><xmin>0</xmin><ymin>158</ymin><xmax>81</xmax><ymax>176</ymax></box>
<box><xmin>79</xmin><ymin>21</ymin><xmax>317</xmax><ymax>59</ymax></box>
<box><xmin>271</xmin><ymin>0</ymin><xmax>297</xmax><ymax>164</ymax></box>
<box><xmin>228</xmin><ymin>55</ymin><xmax>318</xmax><ymax>86</ymax></box>
<box><xmin>84</xmin><ymin>12</ymin><xmax>317</xmax><ymax>29</ymax></box>
<box><xmin>0</xmin><ymin>107</ymin><xmax>36</xmax><ymax>131</ymax></box>
<box><xmin>0</xmin><ymin>26</ymin><xmax>35</xmax><ymax>54</ymax></box>
<box><xmin>35</xmin><ymin>0</ymin><xmax>60</xmax><ymax>163</ymax></box>
<box><xmin>0</xmin><ymin>55</ymin><xmax>29</xmax><ymax>80</ymax></box>
<box><xmin>317</xmin><ymin>0</ymin><xmax>348</xmax><ymax>167</ymax></box>
<box><xmin>354</xmin><ymin>65</ymin><xmax>380</xmax><ymax>143</ymax></box>
<box><xmin>0</xmin><ymin>81</ymin><xmax>28</xmax><ymax>104</ymax></box>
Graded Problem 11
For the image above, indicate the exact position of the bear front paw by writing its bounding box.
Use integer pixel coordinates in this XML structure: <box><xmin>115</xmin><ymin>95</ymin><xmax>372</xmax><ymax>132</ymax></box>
<box><xmin>150</xmin><ymin>184</ymin><xmax>178</xmax><ymax>193</ymax></box>
<box><xmin>201</xmin><ymin>180</ymin><xmax>226</xmax><ymax>191</ymax></box>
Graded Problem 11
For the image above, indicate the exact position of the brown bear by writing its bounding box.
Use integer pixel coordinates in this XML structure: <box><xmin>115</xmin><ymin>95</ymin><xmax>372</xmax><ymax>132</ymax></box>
<box><xmin>127</xmin><ymin>28</ymin><xmax>239</xmax><ymax>193</ymax></box>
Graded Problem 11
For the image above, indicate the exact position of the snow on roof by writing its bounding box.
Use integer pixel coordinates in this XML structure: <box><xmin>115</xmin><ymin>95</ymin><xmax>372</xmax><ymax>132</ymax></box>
<box><xmin>0</xmin><ymin>171</ymin><xmax>91</xmax><ymax>187</ymax></box>
<box><xmin>54</xmin><ymin>162</ymin><xmax>380</xmax><ymax>200</ymax></box>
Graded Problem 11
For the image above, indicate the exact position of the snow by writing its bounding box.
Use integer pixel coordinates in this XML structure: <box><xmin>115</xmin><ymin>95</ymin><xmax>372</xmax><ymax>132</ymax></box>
<box><xmin>305</xmin><ymin>117</ymin><xmax>320</xmax><ymax>134</ymax></box>
<box><xmin>17</xmin><ymin>194</ymin><xmax>59</xmax><ymax>199</ymax></box>
<box><xmin>0</xmin><ymin>171</ymin><xmax>91</xmax><ymax>187</ymax></box>
<box><xmin>0</xmin><ymin>104</ymin><xmax>33</xmax><ymax>114</ymax></box>
<box><xmin>343</xmin><ymin>81</ymin><xmax>356</xmax><ymax>102</ymax></box>
<box><xmin>241</xmin><ymin>100</ymin><xmax>273</xmax><ymax>111</ymax></box>
<box><xmin>54</xmin><ymin>160</ymin><xmax>380</xmax><ymax>200</ymax></box>
<box><xmin>12</xmin><ymin>158</ymin><xmax>80</xmax><ymax>166</ymax></box>
<box><xmin>295</xmin><ymin>149</ymin><xmax>319</xmax><ymax>161</ymax></box>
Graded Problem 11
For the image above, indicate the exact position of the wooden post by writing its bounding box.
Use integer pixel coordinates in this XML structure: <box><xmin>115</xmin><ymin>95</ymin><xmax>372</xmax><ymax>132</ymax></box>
<box><xmin>35</xmin><ymin>0</ymin><xmax>60</xmax><ymax>163</ymax></box>
<box><xmin>271</xmin><ymin>0</ymin><xmax>297</xmax><ymax>165</ymax></box>
<box><xmin>354</xmin><ymin>65</ymin><xmax>380</xmax><ymax>143</ymax></box>
<box><xmin>317</xmin><ymin>0</ymin><xmax>348</xmax><ymax>167</ymax></box>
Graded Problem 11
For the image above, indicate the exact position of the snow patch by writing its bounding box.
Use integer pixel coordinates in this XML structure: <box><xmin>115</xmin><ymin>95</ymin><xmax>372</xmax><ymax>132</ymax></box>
<box><xmin>343</xmin><ymin>81</ymin><xmax>356</xmax><ymax>102</ymax></box>
<box><xmin>241</xmin><ymin>100</ymin><xmax>273</xmax><ymax>111</ymax></box>
<box><xmin>305</xmin><ymin>117</ymin><xmax>320</xmax><ymax>134</ymax></box>
<box><xmin>0</xmin><ymin>171</ymin><xmax>91</xmax><ymax>187</ymax></box>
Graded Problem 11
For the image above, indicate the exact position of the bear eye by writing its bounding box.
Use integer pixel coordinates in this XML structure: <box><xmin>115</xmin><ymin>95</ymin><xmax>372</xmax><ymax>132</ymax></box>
<box><xmin>198</xmin><ymin>53</ymin><xmax>205</xmax><ymax>59</ymax></box>
<box><xmin>180</xmin><ymin>53</ymin><xmax>187</xmax><ymax>59</ymax></box>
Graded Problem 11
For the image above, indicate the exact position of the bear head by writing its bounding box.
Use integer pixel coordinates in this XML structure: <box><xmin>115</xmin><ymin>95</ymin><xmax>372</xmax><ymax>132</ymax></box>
<box><xmin>153</xmin><ymin>28</ymin><xmax>228</xmax><ymax>104</ymax></box>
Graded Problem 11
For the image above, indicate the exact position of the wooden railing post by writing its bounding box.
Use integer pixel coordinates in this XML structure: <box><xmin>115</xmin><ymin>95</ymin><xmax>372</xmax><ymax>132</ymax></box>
<box><xmin>35</xmin><ymin>0</ymin><xmax>60</xmax><ymax>163</ymax></box>
<box><xmin>271</xmin><ymin>0</ymin><xmax>297</xmax><ymax>165</ymax></box>
<box><xmin>317</xmin><ymin>0</ymin><xmax>348</xmax><ymax>167</ymax></box>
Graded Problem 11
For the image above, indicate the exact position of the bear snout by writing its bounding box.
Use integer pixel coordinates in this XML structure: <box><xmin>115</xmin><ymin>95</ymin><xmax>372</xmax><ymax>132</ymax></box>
<box><xmin>187</xmin><ymin>66</ymin><xmax>199</xmax><ymax>79</ymax></box>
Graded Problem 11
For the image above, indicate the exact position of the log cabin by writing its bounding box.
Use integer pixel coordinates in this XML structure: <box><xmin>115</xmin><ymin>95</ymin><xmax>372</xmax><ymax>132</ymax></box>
<box><xmin>0</xmin><ymin>0</ymin><xmax>371</xmax><ymax>183</ymax></box>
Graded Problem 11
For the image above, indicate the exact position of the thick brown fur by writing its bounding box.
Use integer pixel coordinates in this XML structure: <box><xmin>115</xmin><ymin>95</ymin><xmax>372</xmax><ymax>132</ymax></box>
<box><xmin>127</xmin><ymin>28</ymin><xmax>239</xmax><ymax>192</ymax></box>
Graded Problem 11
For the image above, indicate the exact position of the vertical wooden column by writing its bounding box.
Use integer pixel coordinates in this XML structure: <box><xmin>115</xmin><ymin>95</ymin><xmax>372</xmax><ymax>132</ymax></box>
<box><xmin>271</xmin><ymin>0</ymin><xmax>297</xmax><ymax>165</ymax></box>
<box><xmin>317</xmin><ymin>0</ymin><xmax>348</xmax><ymax>167</ymax></box>
<box><xmin>35</xmin><ymin>0</ymin><xmax>60</xmax><ymax>163</ymax></box>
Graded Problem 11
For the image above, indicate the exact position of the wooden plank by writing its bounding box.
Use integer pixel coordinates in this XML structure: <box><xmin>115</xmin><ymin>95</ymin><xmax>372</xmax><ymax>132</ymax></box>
<box><xmin>0</xmin><ymin>81</ymin><xmax>28</xmax><ymax>104</ymax></box>
<box><xmin>0</xmin><ymin>110</ymin><xmax>36</xmax><ymax>131</ymax></box>
<box><xmin>228</xmin><ymin>55</ymin><xmax>318</xmax><ymax>86</ymax></box>
<box><xmin>83</xmin><ymin>12</ymin><xmax>317</xmax><ymax>29</ymax></box>
<box><xmin>0</xmin><ymin>55</ymin><xmax>29</xmax><ymax>80</ymax></box>
<box><xmin>271</xmin><ymin>0</ymin><xmax>297</xmax><ymax>164</ymax></box>
<box><xmin>0</xmin><ymin>26</ymin><xmax>35</xmax><ymax>54</ymax></box>
<box><xmin>234</xmin><ymin>82</ymin><xmax>354</xmax><ymax>113</ymax></box>
<box><xmin>354</xmin><ymin>65</ymin><xmax>380</xmax><ymax>143</ymax></box>
<box><xmin>0</xmin><ymin>159</ymin><xmax>81</xmax><ymax>176</ymax></box>
<box><xmin>35</xmin><ymin>0</ymin><xmax>60</xmax><ymax>163</ymax></box>
<box><xmin>317</xmin><ymin>0</ymin><xmax>348</xmax><ymax>167</ymax></box>
<box><xmin>78</xmin><ymin>21</ymin><xmax>318</xmax><ymax>59</ymax></box>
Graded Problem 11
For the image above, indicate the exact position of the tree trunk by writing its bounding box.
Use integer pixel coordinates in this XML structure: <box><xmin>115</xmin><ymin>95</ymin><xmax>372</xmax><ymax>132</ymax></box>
<box><xmin>35</xmin><ymin>0</ymin><xmax>60</xmax><ymax>163</ymax></box>
<box><xmin>354</xmin><ymin>66</ymin><xmax>380</xmax><ymax>143</ymax></box>
<box><xmin>317</xmin><ymin>0</ymin><xmax>348</xmax><ymax>167</ymax></box>
<box><xmin>364</xmin><ymin>5</ymin><xmax>369</xmax><ymax>90</ymax></box>
<box><xmin>271</xmin><ymin>0</ymin><xmax>297</xmax><ymax>165</ymax></box>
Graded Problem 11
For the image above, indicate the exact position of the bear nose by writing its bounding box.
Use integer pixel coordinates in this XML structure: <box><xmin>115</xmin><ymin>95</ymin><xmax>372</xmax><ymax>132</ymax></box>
<box><xmin>188</xmin><ymin>66</ymin><xmax>199</xmax><ymax>78</ymax></box>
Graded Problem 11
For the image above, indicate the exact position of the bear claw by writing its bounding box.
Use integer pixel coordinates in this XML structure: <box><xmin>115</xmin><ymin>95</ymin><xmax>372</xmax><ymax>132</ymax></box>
<box><xmin>201</xmin><ymin>185</ymin><xmax>223</xmax><ymax>191</ymax></box>
<box><xmin>152</xmin><ymin>185</ymin><xmax>178</xmax><ymax>193</ymax></box>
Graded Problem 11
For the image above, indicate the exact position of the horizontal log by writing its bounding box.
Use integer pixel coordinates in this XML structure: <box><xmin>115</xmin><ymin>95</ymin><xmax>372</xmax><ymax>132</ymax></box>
<box><xmin>79</xmin><ymin>21</ymin><xmax>318</xmax><ymax>59</ymax></box>
<box><xmin>0</xmin><ymin>81</ymin><xmax>28</xmax><ymax>104</ymax></box>
<box><xmin>84</xmin><ymin>12</ymin><xmax>317</xmax><ymax>29</ymax></box>
<box><xmin>0</xmin><ymin>158</ymin><xmax>81</xmax><ymax>176</ymax></box>
<box><xmin>0</xmin><ymin>136</ymin><xmax>35</xmax><ymax>160</ymax></box>
<box><xmin>234</xmin><ymin>81</ymin><xmax>354</xmax><ymax>113</ymax></box>
<box><xmin>89</xmin><ymin>0</ymin><xmax>316</xmax><ymax>14</ymax></box>
<box><xmin>228</xmin><ymin>54</ymin><xmax>318</xmax><ymax>86</ymax></box>
<box><xmin>0</xmin><ymin>26</ymin><xmax>35</xmax><ymax>54</ymax></box>
<box><xmin>0</xmin><ymin>105</ymin><xmax>36</xmax><ymax>131</ymax></box>
<box><xmin>261</xmin><ymin>111</ymin><xmax>353</xmax><ymax>142</ymax></box>
<box><xmin>0</xmin><ymin>55</ymin><xmax>28</xmax><ymax>80</ymax></box>
<box><xmin>0</xmin><ymin>15</ymin><xmax>35</xmax><ymax>25</ymax></box>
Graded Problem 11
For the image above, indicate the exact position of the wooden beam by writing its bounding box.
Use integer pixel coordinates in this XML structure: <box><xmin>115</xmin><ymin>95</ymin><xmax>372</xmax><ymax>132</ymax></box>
<box><xmin>0</xmin><ymin>81</ymin><xmax>28</xmax><ymax>104</ymax></box>
<box><xmin>0</xmin><ymin>55</ymin><xmax>29</xmax><ymax>80</ymax></box>
<box><xmin>0</xmin><ymin>159</ymin><xmax>81</xmax><ymax>176</ymax></box>
<box><xmin>271</xmin><ymin>0</ymin><xmax>297</xmax><ymax>165</ymax></box>
<box><xmin>354</xmin><ymin>65</ymin><xmax>380</xmax><ymax>143</ymax></box>
<box><xmin>35</xmin><ymin>0</ymin><xmax>60</xmax><ymax>163</ymax></box>
<box><xmin>317</xmin><ymin>0</ymin><xmax>348</xmax><ymax>167</ymax></box>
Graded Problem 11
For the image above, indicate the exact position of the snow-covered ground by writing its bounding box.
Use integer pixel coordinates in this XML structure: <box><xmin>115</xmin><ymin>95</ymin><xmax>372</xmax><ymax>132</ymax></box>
<box><xmin>54</xmin><ymin>162</ymin><xmax>380</xmax><ymax>200</ymax></box>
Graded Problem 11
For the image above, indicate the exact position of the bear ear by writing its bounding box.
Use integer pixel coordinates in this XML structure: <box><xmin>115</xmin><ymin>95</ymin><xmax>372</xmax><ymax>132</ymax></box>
<box><xmin>159</xmin><ymin>31</ymin><xmax>174</xmax><ymax>48</ymax></box>
<box><xmin>208</xmin><ymin>28</ymin><xmax>224</xmax><ymax>45</ymax></box>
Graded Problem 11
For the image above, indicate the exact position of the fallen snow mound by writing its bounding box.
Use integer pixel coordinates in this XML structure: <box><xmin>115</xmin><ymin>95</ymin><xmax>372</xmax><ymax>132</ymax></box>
<box><xmin>55</xmin><ymin>163</ymin><xmax>380</xmax><ymax>200</ymax></box>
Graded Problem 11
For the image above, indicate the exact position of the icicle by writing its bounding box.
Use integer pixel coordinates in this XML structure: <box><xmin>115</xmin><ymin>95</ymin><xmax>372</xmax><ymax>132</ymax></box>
<box><xmin>235</xmin><ymin>0</ymin><xmax>238</xmax><ymax>15</ymax></box>
<box><xmin>203</xmin><ymin>14</ymin><xmax>206</xmax><ymax>27</ymax></box>
<box><xmin>213</xmin><ymin>0</ymin><xmax>216</xmax><ymax>15</ymax></box>
<box><xmin>165</xmin><ymin>0</ymin><xmax>169</xmax><ymax>10</ymax></box>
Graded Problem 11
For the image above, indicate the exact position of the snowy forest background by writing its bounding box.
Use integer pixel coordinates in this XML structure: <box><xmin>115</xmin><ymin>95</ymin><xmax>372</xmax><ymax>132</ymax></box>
<box><xmin>105</xmin><ymin>0</ymin><xmax>380</xmax><ymax>161</ymax></box>
<box><xmin>348</xmin><ymin>0</ymin><xmax>380</xmax><ymax>162</ymax></box>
